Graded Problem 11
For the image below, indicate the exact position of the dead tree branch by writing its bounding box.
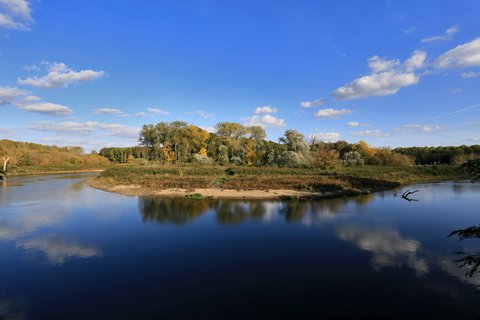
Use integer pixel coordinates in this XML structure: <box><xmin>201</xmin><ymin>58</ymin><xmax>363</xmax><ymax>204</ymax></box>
<box><xmin>401</xmin><ymin>189</ymin><xmax>419</xmax><ymax>202</ymax></box>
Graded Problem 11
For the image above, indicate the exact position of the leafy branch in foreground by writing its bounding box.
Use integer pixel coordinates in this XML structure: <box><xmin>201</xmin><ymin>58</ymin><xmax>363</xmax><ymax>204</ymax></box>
<box><xmin>448</xmin><ymin>225</ymin><xmax>480</xmax><ymax>279</ymax></box>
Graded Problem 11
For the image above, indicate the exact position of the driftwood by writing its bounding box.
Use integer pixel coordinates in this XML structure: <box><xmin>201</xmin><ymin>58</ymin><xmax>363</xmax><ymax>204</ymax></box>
<box><xmin>2</xmin><ymin>156</ymin><xmax>9</xmax><ymax>171</ymax></box>
<box><xmin>401</xmin><ymin>189</ymin><xmax>419</xmax><ymax>202</ymax></box>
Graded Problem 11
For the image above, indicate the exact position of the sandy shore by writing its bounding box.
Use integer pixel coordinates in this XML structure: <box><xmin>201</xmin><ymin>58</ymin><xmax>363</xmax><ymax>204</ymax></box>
<box><xmin>88</xmin><ymin>178</ymin><xmax>358</xmax><ymax>200</ymax></box>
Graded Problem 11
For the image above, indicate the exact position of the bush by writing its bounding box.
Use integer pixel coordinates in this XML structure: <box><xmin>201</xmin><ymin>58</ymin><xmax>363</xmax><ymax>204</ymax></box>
<box><xmin>192</xmin><ymin>154</ymin><xmax>213</xmax><ymax>165</ymax></box>
<box><xmin>230</xmin><ymin>156</ymin><xmax>243</xmax><ymax>166</ymax></box>
<box><xmin>342</xmin><ymin>151</ymin><xmax>364</xmax><ymax>167</ymax></box>
<box><xmin>313</xmin><ymin>147</ymin><xmax>340</xmax><ymax>169</ymax></box>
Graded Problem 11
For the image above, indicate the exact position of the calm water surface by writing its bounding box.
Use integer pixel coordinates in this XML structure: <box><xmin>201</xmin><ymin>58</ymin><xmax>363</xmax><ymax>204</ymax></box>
<box><xmin>0</xmin><ymin>173</ymin><xmax>479</xmax><ymax>319</ymax></box>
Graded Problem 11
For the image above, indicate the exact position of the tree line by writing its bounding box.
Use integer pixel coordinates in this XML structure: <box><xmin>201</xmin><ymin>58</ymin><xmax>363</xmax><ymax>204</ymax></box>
<box><xmin>0</xmin><ymin>139</ymin><xmax>109</xmax><ymax>170</ymax></box>
<box><xmin>95</xmin><ymin>121</ymin><xmax>474</xmax><ymax>168</ymax></box>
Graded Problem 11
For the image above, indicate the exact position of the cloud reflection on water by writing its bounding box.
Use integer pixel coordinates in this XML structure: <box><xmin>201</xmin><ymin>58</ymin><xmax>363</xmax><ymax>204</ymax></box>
<box><xmin>337</xmin><ymin>225</ymin><xmax>429</xmax><ymax>275</ymax></box>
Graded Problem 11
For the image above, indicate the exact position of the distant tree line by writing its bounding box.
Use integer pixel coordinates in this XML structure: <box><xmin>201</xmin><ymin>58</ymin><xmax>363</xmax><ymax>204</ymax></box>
<box><xmin>393</xmin><ymin>145</ymin><xmax>480</xmax><ymax>165</ymax></box>
<box><xmin>98</xmin><ymin>121</ymin><xmax>480</xmax><ymax>168</ymax></box>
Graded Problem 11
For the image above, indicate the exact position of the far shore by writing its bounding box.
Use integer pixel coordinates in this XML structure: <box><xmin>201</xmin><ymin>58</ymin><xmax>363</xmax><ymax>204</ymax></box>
<box><xmin>85</xmin><ymin>164</ymin><xmax>468</xmax><ymax>200</ymax></box>
<box><xmin>87</xmin><ymin>178</ymin><xmax>368</xmax><ymax>200</ymax></box>
<box><xmin>7</xmin><ymin>168</ymin><xmax>106</xmax><ymax>177</ymax></box>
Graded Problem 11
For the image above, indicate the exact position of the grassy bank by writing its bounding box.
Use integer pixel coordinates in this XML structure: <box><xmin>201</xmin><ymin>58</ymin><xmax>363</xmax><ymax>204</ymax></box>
<box><xmin>88</xmin><ymin>164</ymin><xmax>467</xmax><ymax>199</ymax></box>
<box><xmin>5</xmin><ymin>165</ymin><xmax>107</xmax><ymax>176</ymax></box>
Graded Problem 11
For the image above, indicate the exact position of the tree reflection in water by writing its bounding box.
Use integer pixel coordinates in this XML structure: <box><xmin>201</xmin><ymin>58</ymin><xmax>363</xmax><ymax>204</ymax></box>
<box><xmin>448</xmin><ymin>226</ymin><xmax>480</xmax><ymax>279</ymax></box>
<box><xmin>138</xmin><ymin>193</ymin><xmax>377</xmax><ymax>225</ymax></box>
<box><xmin>139</xmin><ymin>197</ymin><xmax>213</xmax><ymax>224</ymax></box>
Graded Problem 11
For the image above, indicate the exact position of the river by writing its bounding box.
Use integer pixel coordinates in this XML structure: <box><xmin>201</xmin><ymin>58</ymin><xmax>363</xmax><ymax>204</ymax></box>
<box><xmin>1</xmin><ymin>173</ymin><xmax>479</xmax><ymax>319</ymax></box>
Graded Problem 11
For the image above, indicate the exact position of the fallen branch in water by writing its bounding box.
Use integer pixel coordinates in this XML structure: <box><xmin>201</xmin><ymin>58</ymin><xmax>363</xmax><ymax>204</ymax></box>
<box><xmin>401</xmin><ymin>189</ymin><xmax>419</xmax><ymax>202</ymax></box>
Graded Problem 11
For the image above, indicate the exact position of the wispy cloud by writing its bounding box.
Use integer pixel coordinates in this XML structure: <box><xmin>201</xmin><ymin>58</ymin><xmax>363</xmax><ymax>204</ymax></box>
<box><xmin>350</xmin><ymin>129</ymin><xmax>389</xmax><ymax>137</ymax></box>
<box><xmin>191</xmin><ymin>110</ymin><xmax>213</xmax><ymax>119</ymax></box>
<box><xmin>18</xmin><ymin>62</ymin><xmax>106</xmax><ymax>88</ymax></box>
<box><xmin>435</xmin><ymin>38</ymin><xmax>480</xmax><ymax>69</ymax></box>
<box><xmin>147</xmin><ymin>107</ymin><xmax>170</xmax><ymax>115</ymax></box>
<box><xmin>346</xmin><ymin>121</ymin><xmax>370</xmax><ymax>127</ymax></box>
<box><xmin>310</xmin><ymin>132</ymin><xmax>340</xmax><ymax>142</ymax></box>
<box><xmin>314</xmin><ymin>108</ymin><xmax>352</xmax><ymax>119</ymax></box>
<box><xmin>402</xmin><ymin>26</ymin><xmax>417</xmax><ymax>36</ymax></box>
<box><xmin>0</xmin><ymin>86</ymin><xmax>74</xmax><ymax>116</ymax></box>
<box><xmin>332</xmin><ymin>51</ymin><xmax>426</xmax><ymax>100</ymax></box>
<box><xmin>0</xmin><ymin>0</ymin><xmax>33</xmax><ymax>31</ymax></box>
<box><xmin>460</xmin><ymin>71</ymin><xmax>480</xmax><ymax>78</ymax></box>
<box><xmin>94</xmin><ymin>108</ymin><xmax>123</xmax><ymax>115</ymax></box>
<box><xmin>29</xmin><ymin>121</ymin><xmax>140</xmax><ymax>138</ymax></box>
<box><xmin>18</xmin><ymin>102</ymin><xmax>73</xmax><ymax>116</ymax></box>
<box><xmin>394</xmin><ymin>124</ymin><xmax>441</xmax><ymax>133</ymax></box>
<box><xmin>421</xmin><ymin>26</ymin><xmax>458</xmax><ymax>43</ymax></box>
<box><xmin>0</xmin><ymin>86</ymin><xmax>27</xmax><ymax>105</ymax></box>
<box><xmin>300</xmin><ymin>98</ymin><xmax>326</xmax><ymax>109</ymax></box>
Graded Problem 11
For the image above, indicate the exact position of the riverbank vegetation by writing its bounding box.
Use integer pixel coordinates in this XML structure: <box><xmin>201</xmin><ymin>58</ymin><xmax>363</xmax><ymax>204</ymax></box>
<box><xmin>90</xmin><ymin>120</ymin><xmax>478</xmax><ymax>198</ymax></box>
<box><xmin>99</xmin><ymin>121</ymin><xmax>480</xmax><ymax>168</ymax></box>
<box><xmin>89</xmin><ymin>164</ymin><xmax>468</xmax><ymax>199</ymax></box>
<box><xmin>0</xmin><ymin>139</ymin><xmax>110</xmax><ymax>175</ymax></box>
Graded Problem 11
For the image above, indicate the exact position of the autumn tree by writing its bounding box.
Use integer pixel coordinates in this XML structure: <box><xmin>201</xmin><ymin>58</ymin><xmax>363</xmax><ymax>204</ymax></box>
<box><xmin>313</xmin><ymin>146</ymin><xmax>340</xmax><ymax>169</ymax></box>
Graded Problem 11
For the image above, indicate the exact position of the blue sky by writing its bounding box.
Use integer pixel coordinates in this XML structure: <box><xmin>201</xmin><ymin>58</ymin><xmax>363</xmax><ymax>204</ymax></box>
<box><xmin>1</xmin><ymin>0</ymin><xmax>480</xmax><ymax>151</ymax></box>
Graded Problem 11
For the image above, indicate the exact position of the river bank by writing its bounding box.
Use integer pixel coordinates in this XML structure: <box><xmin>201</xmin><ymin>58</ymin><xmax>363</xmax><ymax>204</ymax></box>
<box><xmin>87</xmin><ymin>164</ymin><xmax>468</xmax><ymax>200</ymax></box>
<box><xmin>5</xmin><ymin>167</ymin><xmax>106</xmax><ymax>177</ymax></box>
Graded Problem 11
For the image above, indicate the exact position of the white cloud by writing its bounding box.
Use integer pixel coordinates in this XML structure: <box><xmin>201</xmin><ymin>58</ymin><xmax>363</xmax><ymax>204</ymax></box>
<box><xmin>94</xmin><ymin>108</ymin><xmax>123</xmax><ymax>115</ymax></box>
<box><xmin>460</xmin><ymin>71</ymin><xmax>480</xmax><ymax>78</ymax></box>
<box><xmin>0</xmin><ymin>86</ymin><xmax>27</xmax><ymax>105</ymax></box>
<box><xmin>136</xmin><ymin>111</ymin><xmax>147</xmax><ymax>117</ymax></box>
<box><xmin>29</xmin><ymin>121</ymin><xmax>140</xmax><ymax>138</ymax></box>
<box><xmin>300</xmin><ymin>98</ymin><xmax>326</xmax><ymax>109</ymax></box>
<box><xmin>332</xmin><ymin>51</ymin><xmax>425</xmax><ymax>100</ymax></box>
<box><xmin>350</xmin><ymin>129</ymin><xmax>388</xmax><ymax>137</ymax></box>
<box><xmin>0</xmin><ymin>85</ymin><xmax>74</xmax><ymax>116</ymax></box>
<box><xmin>254</xmin><ymin>106</ymin><xmax>277</xmax><ymax>114</ymax></box>
<box><xmin>347</xmin><ymin>121</ymin><xmax>370</xmax><ymax>127</ymax></box>
<box><xmin>368</xmin><ymin>55</ymin><xmax>400</xmax><ymax>73</ymax></box>
<box><xmin>97</xmin><ymin>123</ymin><xmax>140</xmax><ymax>138</ymax></box>
<box><xmin>29</xmin><ymin>121</ymin><xmax>98</xmax><ymax>134</ymax></box>
<box><xmin>0</xmin><ymin>0</ymin><xmax>33</xmax><ymax>30</ymax></box>
<box><xmin>404</xmin><ymin>50</ymin><xmax>427</xmax><ymax>72</ymax></box>
<box><xmin>310</xmin><ymin>132</ymin><xmax>340</xmax><ymax>142</ymax></box>
<box><xmin>191</xmin><ymin>110</ymin><xmax>213</xmax><ymax>119</ymax></box>
<box><xmin>23</xmin><ymin>64</ymin><xmax>40</xmax><ymax>71</ymax></box>
<box><xmin>394</xmin><ymin>124</ymin><xmax>441</xmax><ymax>133</ymax></box>
<box><xmin>17</xmin><ymin>102</ymin><xmax>73</xmax><ymax>116</ymax></box>
<box><xmin>147</xmin><ymin>107</ymin><xmax>170</xmax><ymax>115</ymax></box>
<box><xmin>18</xmin><ymin>62</ymin><xmax>106</xmax><ymax>88</ymax></box>
<box><xmin>421</xmin><ymin>26</ymin><xmax>458</xmax><ymax>43</ymax></box>
<box><xmin>435</xmin><ymin>38</ymin><xmax>480</xmax><ymax>69</ymax></box>
<box><xmin>314</xmin><ymin>108</ymin><xmax>352</xmax><ymax>119</ymax></box>
<box><xmin>243</xmin><ymin>114</ymin><xmax>286</xmax><ymax>127</ymax></box>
